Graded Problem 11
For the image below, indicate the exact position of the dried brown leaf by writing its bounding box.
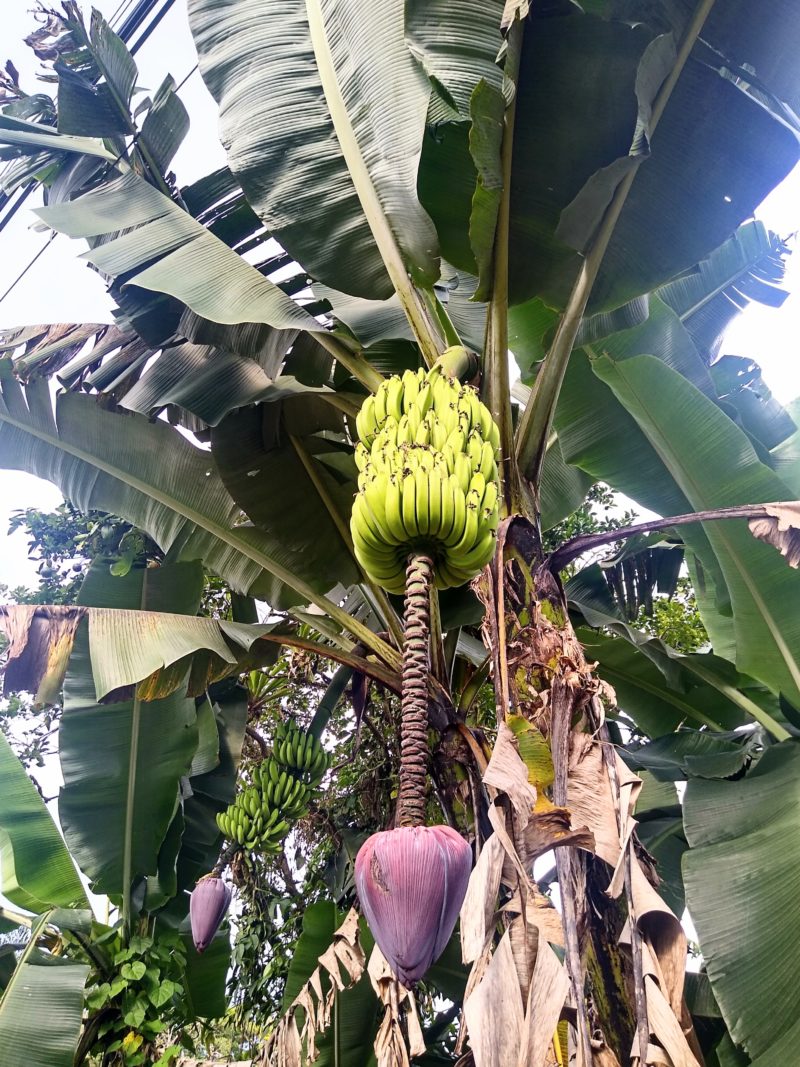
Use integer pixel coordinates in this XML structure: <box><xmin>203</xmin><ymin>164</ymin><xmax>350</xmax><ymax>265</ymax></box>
<box><xmin>463</xmin><ymin>931</ymin><xmax>525</xmax><ymax>1067</ymax></box>
<box><xmin>460</xmin><ymin>832</ymin><xmax>505</xmax><ymax>963</ymax></box>
<box><xmin>568</xmin><ymin>736</ymin><xmax>697</xmax><ymax>1046</ymax></box>
<box><xmin>483</xmin><ymin>723</ymin><xmax>538</xmax><ymax>826</ymax></box>
<box><xmin>266</xmin><ymin>908</ymin><xmax>367</xmax><ymax>1067</ymax></box>
<box><xmin>517</xmin><ymin>940</ymin><xmax>570</xmax><ymax>1067</ymax></box>
<box><xmin>515</xmin><ymin>807</ymin><xmax>595</xmax><ymax>872</ymax></box>
<box><xmin>749</xmin><ymin>502</ymin><xmax>800</xmax><ymax>567</ymax></box>
<box><xmin>501</xmin><ymin>887</ymin><xmax>564</xmax><ymax>948</ymax></box>
<box><xmin>508</xmin><ymin>914</ymin><xmax>537</xmax><ymax>1003</ymax></box>
<box><xmin>367</xmin><ymin>946</ymin><xmax>425</xmax><ymax>1067</ymax></box>
<box><xmin>0</xmin><ymin>604</ymin><xmax>85</xmax><ymax>705</ymax></box>
<box><xmin>639</xmin><ymin>975</ymin><xmax>702</xmax><ymax>1067</ymax></box>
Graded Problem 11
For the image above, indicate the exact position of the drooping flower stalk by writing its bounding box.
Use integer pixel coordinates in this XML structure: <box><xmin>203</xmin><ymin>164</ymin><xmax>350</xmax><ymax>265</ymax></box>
<box><xmin>396</xmin><ymin>551</ymin><xmax>434</xmax><ymax>828</ymax></box>
<box><xmin>350</xmin><ymin>359</ymin><xmax>503</xmax><ymax>984</ymax></box>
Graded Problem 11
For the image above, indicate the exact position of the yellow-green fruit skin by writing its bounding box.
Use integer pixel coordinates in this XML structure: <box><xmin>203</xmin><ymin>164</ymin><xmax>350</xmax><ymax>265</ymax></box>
<box><xmin>350</xmin><ymin>358</ymin><xmax>501</xmax><ymax>591</ymax></box>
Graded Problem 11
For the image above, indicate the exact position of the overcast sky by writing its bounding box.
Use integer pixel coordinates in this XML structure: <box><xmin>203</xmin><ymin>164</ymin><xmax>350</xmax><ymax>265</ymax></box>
<box><xmin>0</xmin><ymin>0</ymin><xmax>799</xmax><ymax>589</ymax></box>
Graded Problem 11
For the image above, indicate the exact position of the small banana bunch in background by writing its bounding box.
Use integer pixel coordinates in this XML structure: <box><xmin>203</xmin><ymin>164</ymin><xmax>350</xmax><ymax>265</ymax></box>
<box><xmin>215</xmin><ymin>721</ymin><xmax>330</xmax><ymax>853</ymax></box>
<box><xmin>351</xmin><ymin>352</ymin><xmax>502</xmax><ymax>592</ymax></box>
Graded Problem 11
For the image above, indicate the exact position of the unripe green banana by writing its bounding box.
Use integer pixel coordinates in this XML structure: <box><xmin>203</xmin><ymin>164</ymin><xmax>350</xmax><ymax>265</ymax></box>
<box><xmin>401</xmin><ymin>369</ymin><xmax>420</xmax><ymax>411</ymax></box>
<box><xmin>451</xmin><ymin>488</ymin><xmax>482</xmax><ymax>557</ymax></box>
<box><xmin>352</xmin><ymin>367</ymin><xmax>501</xmax><ymax>590</ymax></box>
<box><xmin>384</xmin><ymin>475</ymin><xmax>407</xmax><ymax>543</ymax></box>
<box><xmin>414</xmin><ymin>468</ymin><xmax>430</xmax><ymax>536</ymax></box>
<box><xmin>401</xmin><ymin>473</ymin><xmax>417</xmax><ymax>540</ymax></box>
<box><xmin>386</xmin><ymin>376</ymin><xmax>404</xmax><ymax>422</ymax></box>
<box><xmin>426</xmin><ymin>468</ymin><xmax>443</xmax><ymax>538</ymax></box>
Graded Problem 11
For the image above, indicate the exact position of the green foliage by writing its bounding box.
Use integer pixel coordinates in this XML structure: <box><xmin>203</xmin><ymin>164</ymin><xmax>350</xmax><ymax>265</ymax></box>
<box><xmin>543</xmin><ymin>483</ymin><xmax>637</xmax><ymax>559</ymax></box>
<box><xmin>635</xmin><ymin>578</ymin><xmax>708</xmax><ymax>655</ymax></box>
<box><xmin>5</xmin><ymin>505</ymin><xmax>154</xmax><ymax>606</ymax></box>
<box><xmin>66</xmin><ymin>924</ymin><xmax>188</xmax><ymax>1067</ymax></box>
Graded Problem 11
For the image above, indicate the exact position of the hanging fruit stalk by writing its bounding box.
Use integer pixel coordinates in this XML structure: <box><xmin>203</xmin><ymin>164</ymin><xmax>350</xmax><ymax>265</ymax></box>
<box><xmin>191</xmin><ymin>721</ymin><xmax>331</xmax><ymax>949</ymax></box>
<box><xmin>351</xmin><ymin>349</ymin><xmax>500</xmax><ymax>983</ymax></box>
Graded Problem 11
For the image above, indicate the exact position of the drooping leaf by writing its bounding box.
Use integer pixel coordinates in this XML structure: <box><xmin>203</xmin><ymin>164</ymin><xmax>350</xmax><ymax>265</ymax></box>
<box><xmin>576</xmin><ymin>628</ymin><xmax>746</xmax><ymax>736</ymax></box>
<box><xmin>593</xmin><ymin>354</ymin><xmax>800</xmax><ymax>705</ymax></box>
<box><xmin>182</xmin><ymin>930</ymin><xmax>231</xmax><ymax>1019</ymax></box>
<box><xmin>0</xmin><ymin>732</ymin><xmax>88</xmax><ymax>913</ymax></box>
<box><xmin>188</xmin><ymin>0</ymin><xmax>439</xmax><ymax>299</ymax></box>
<box><xmin>58</xmin><ymin>561</ymin><xmax>202</xmax><ymax>904</ymax></box>
<box><xmin>211</xmin><ymin>405</ymin><xmax>360</xmax><ymax>596</ymax></box>
<box><xmin>0</xmin><ymin>933</ymin><xmax>89</xmax><ymax>1067</ymax></box>
<box><xmin>35</xmin><ymin>169</ymin><xmax>317</xmax><ymax>333</ymax></box>
<box><xmin>0</xmin><ymin>376</ymin><xmax>364</xmax><ymax>615</ymax></box>
<box><xmin>658</xmin><ymin>220</ymin><xmax>789</xmax><ymax>364</ymax></box>
<box><xmin>683</xmin><ymin>741</ymin><xmax>800</xmax><ymax>1067</ymax></box>
<box><xmin>280</xmin><ymin>901</ymin><xmax>379</xmax><ymax>1067</ymax></box>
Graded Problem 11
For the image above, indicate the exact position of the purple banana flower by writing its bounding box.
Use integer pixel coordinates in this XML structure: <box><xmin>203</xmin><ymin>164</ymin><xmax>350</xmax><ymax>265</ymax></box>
<box><xmin>355</xmin><ymin>824</ymin><xmax>472</xmax><ymax>985</ymax></box>
<box><xmin>190</xmin><ymin>876</ymin><xmax>231</xmax><ymax>953</ymax></box>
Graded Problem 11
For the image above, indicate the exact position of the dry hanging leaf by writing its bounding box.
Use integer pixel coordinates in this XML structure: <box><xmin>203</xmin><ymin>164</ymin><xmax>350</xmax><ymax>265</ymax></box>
<box><xmin>517</xmin><ymin>939</ymin><xmax>570</xmax><ymax>1067</ymax></box>
<box><xmin>265</xmin><ymin>908</ymin><xmax>367</xmax><ymax>1067</ymax></box>
<box><xmin>568</xmin><ymin>736</ymin><xmax>702</xmax><ymax>1066</ymax></box>
<box><xmin>501</xmin><ymin>887</ymin><xmax>564</xmax><ymax>948</ymax></box>
<box><xmin>514</xmin><ymin>806</ymin><xmax>595</xmax><ymax>873</ymax></box>
<box><xmin>0</xmin><ymin>604</ymin><xmax>85</xmax><ymax>705</ymax></box>
<box><xmin>463</xmin><ymin>931</ymin><xmax>525</xmax><ymax>1067</ymax></box>
<box><xmin>483</xmin><ymin>723</ymin><xmax>538</xmax><ymax>826</ymax></box>
<box><xmin>748</xmin><ymin>502</ymin><xmax>800</xmax><ymax>567</ymax></box>
<box><xmin>460</xmin><ymin>831</ymin><xmax>505</xmax><ymax>964</ymax></box>
<box><xmin>367</xmin><ymin>946</ymin><xmax>426</xmax><ymax>1067</ymax></box>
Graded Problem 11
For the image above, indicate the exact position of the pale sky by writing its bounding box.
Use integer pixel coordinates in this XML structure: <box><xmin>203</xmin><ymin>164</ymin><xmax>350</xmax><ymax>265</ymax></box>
<box><xmin>0</xmin><ymin>1</ymin><xmax>798</xmax><ymax>589</ymax></box>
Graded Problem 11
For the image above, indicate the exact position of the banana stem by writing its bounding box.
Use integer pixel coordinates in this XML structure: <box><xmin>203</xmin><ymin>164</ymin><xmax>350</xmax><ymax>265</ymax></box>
<box><xmin>396</xmin><ymin>551</ymin><xmax>434</xmax><ymax>828</ymax></box>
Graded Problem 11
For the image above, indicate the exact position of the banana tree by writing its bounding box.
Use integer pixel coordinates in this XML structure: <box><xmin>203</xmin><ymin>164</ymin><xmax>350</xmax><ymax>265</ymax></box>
<box><xmin>2</xmin><ymin>1</ymin><xmax>800</xmax><ymax>1065</ymax></box>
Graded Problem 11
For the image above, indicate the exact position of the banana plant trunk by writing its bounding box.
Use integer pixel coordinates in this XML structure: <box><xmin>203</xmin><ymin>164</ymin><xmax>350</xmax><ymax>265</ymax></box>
<box><xmin>481</xmin><ymin>517</ymin><xmax>652</xmax><ymax>1065</ymax></box>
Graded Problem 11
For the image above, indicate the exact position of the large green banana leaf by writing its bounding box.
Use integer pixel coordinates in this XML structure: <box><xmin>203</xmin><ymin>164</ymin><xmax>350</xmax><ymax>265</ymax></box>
<box><xmin>0</xmin><ymin>373</ymin><xmax>374</xmax><ymax>630</ymax></box>
<box><xmin>594</xmin><ymin>354</ymin><xmax>800</xmax><ymax>706</ymax></box>
<box><xmin>170</xmin><ymin>686</ymin><xmax>248</xmax><ymax>914</ymax></box>
<box><xmin>405</xmin><ymin>0</ymin><xmax>503</xmax><ymax>119</ymax></box>
<box><xmin>0</xmin><ymin>916</ymin><xmax>89</xmax><ymax>1067</ymax></box>
<box><xmin>32</xmin><ymin>168</ymin><xmax>315</xmax><ymax>334</ymax></box>
<box><xmin>211</xmin><ymin>404</ymin><xmax>360</xmax><ymax>594</ymax></box>
<box><xmin>552</xmin><ymin>342</ymin><xmax>733</xmax><ymax>651</ymax></box>
<box><xmin>607</xmin><ymin>0</ymin><xmax>800</xmax><ymax>118</ymax></box>
<box><xmin>0</xmin><ymin>732</ymin><xmax>87</xmax><ymax>912</ymax></box>
<box><xmin>567</xmin><ymin>563</ymin><xmax>785</xmax><ymax>731</ymax></box>
<box><xmin>657</xmin><ymin>221</ymin><xmax>789</xmax><ymax>364</ymax></box>
<box><xmin>59</xmin><ymin>561</ymin><xmax>202</xmax><ymax>904</ymax></box>
<box><xmin>683</xmin><ymin>741</ymin><xmax>800</xmax><ymax>1067</ymax></box>
<box><xmin>420</xmin><ymin>6</ymin><xmax>799</xmax><ymax>312</ymax></box>
<box><xmin>188</xmin><ymin>0</ymin><xmax>439</xmax><ymax>300</ymax></box>
<box><xmin>576</xmin><ymin>627</ymin><xmax>763</xmax><ymax>737</ymax></box>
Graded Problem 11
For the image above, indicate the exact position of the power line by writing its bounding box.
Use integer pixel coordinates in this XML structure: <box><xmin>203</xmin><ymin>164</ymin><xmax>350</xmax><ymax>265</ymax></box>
<box><xmin>0</xmin><ymin>2</ymin><xmax>195</xmax><ymax>311</ymax></box>
<box><xmin>0</xmin><ymin>232</ymin><xmax>55</xmax><ymax>308</ymax></box>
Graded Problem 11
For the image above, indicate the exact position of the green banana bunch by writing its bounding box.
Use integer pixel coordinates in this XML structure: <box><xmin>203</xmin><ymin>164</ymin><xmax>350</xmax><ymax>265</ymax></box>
<box><xmin>215</xmin><ymin>802</ymin><xmax>290</xmax><ymax>853</ymax></box>
<box><xmin>273</xmin><ymin>721</ymin><xmax>330</xmax><ymax>787</ymax></box>
<box><xmin>257</xmin><ymin>758</ymin><xmax>313</xmax><ymax>819</ymax></box>
<box><xmin>350</xmin><ymin>352</ymin><xmax>501</xmax><ymax>592</ymax></box>
<box><xmin>214</xmin><ymin>722</ymin><xmax>330</xmax><ymax>855</ymax></box>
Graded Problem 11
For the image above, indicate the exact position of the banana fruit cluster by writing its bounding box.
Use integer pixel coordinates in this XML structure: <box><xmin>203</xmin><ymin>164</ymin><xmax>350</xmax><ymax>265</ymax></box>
<box><xmin>215</xmin><ymin>722</ymin><xmax>330</xmax><ymax>854</ymax></box>
<box><xmin>272</xmin><ymin>720</ymin><xmax>329</xmax><ymax>787</ymax></box>
<box><xmin>351</xmin><ymin>357</ymin><xmax>501</xmax><ymax>592</ymax></box>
